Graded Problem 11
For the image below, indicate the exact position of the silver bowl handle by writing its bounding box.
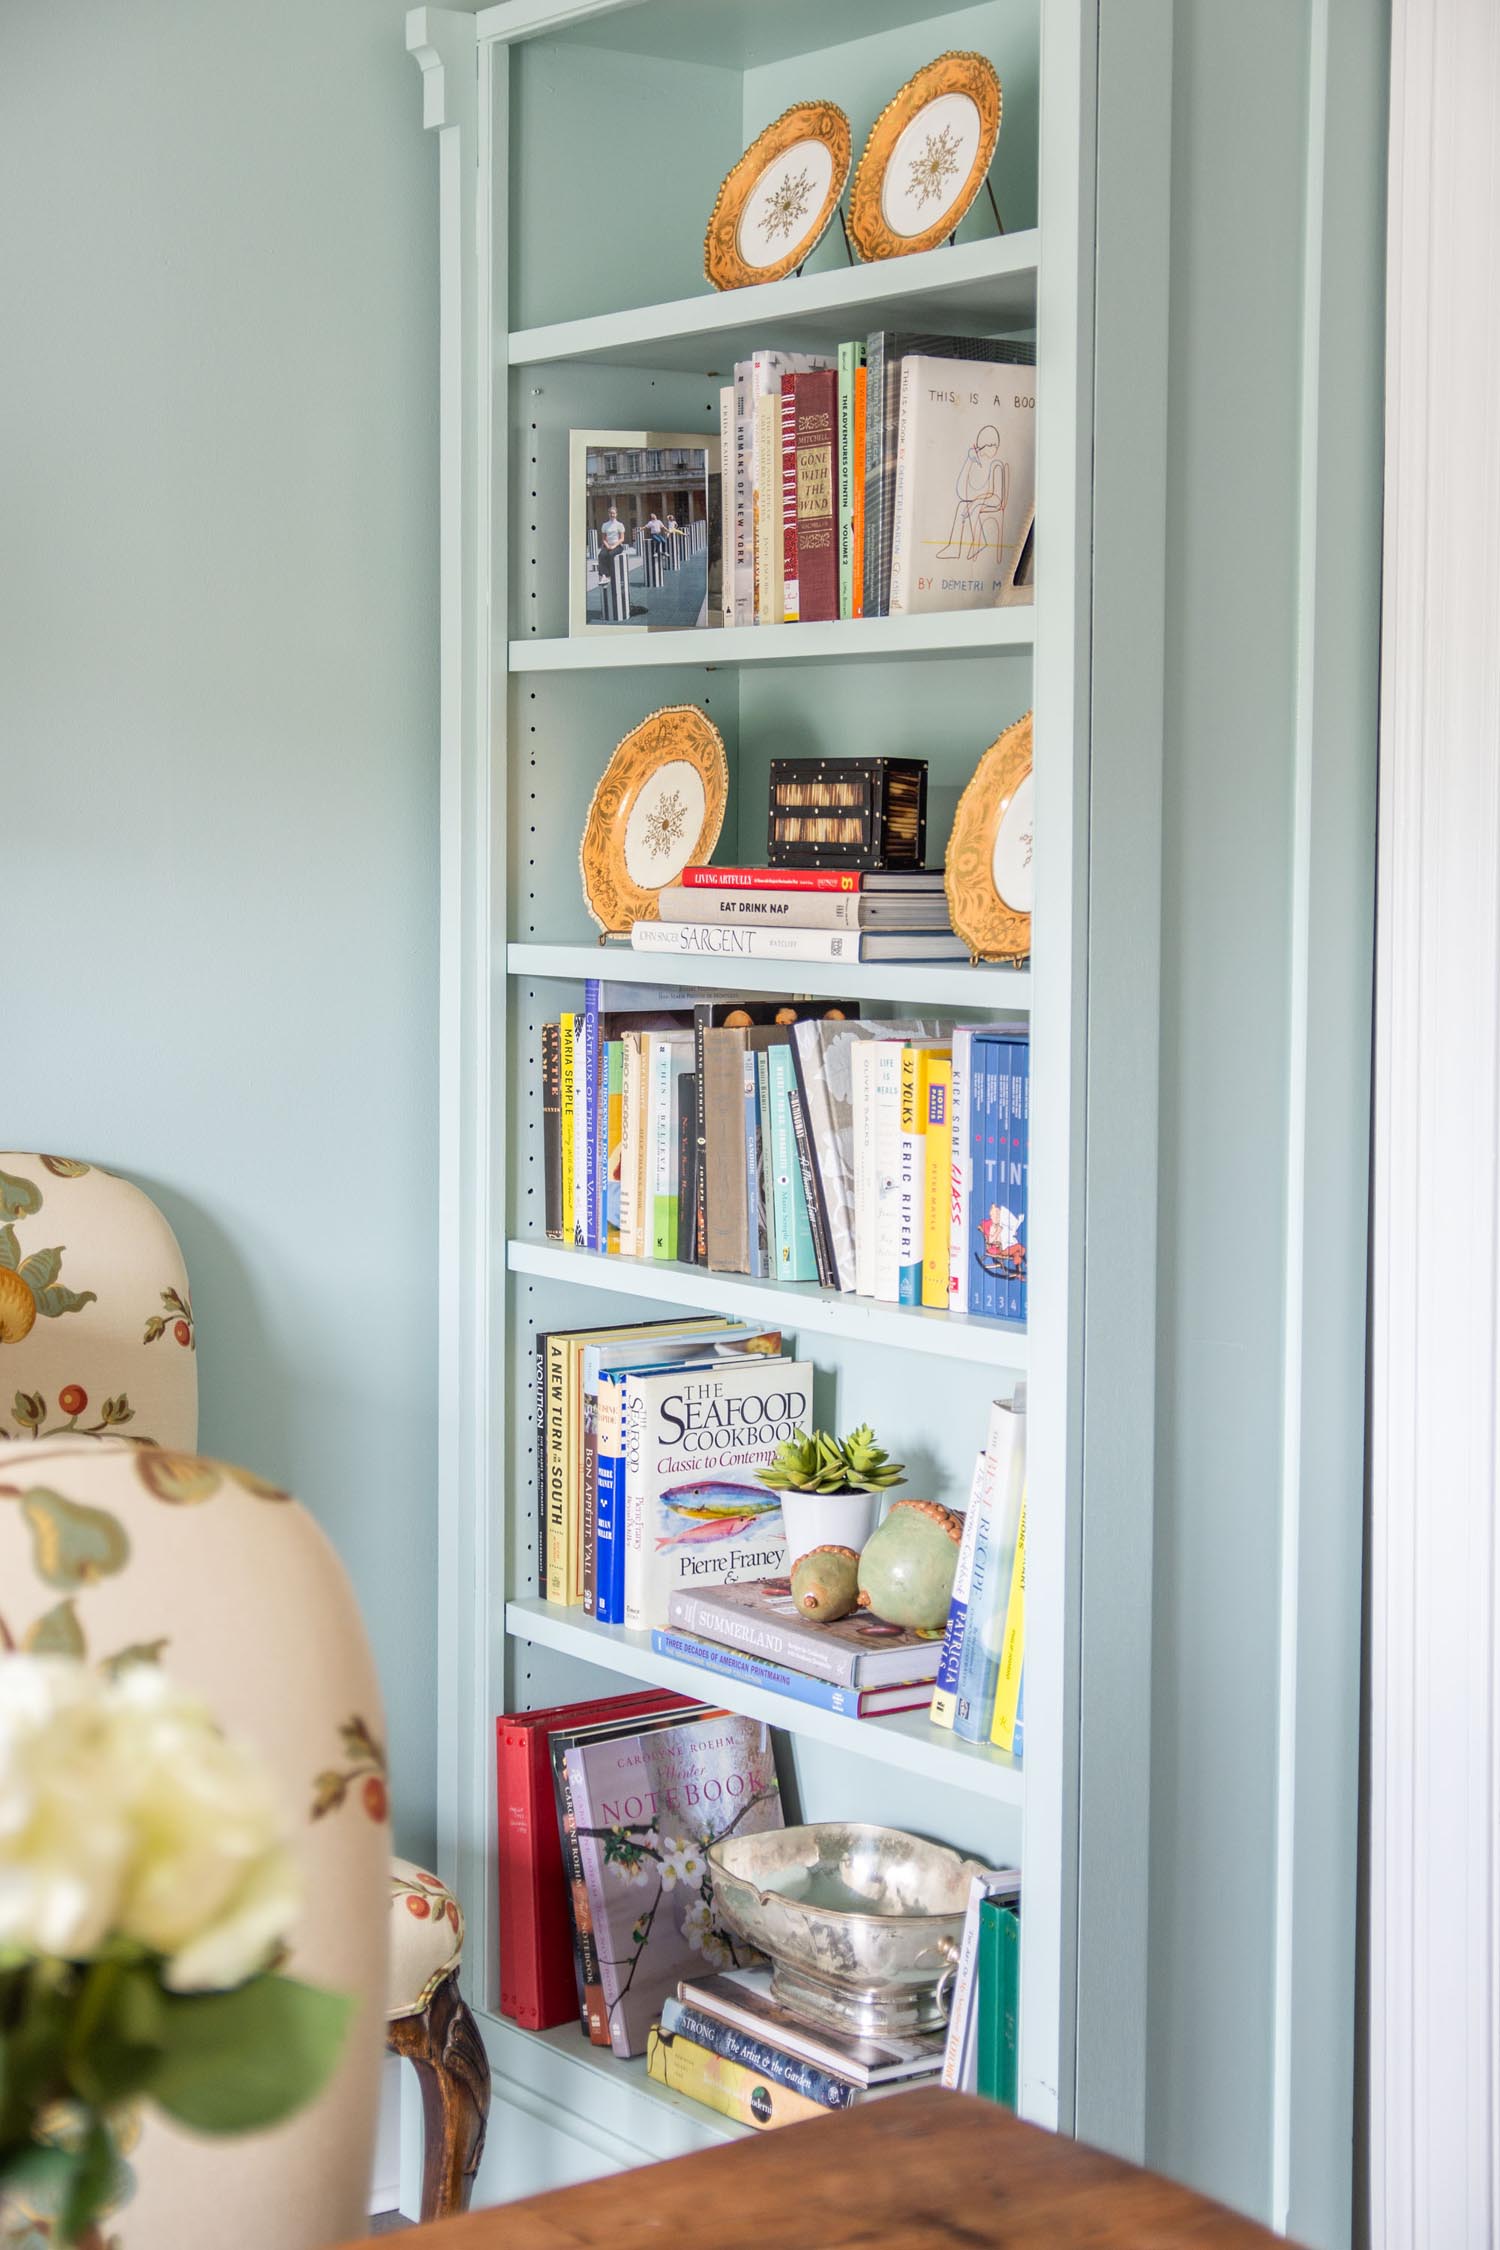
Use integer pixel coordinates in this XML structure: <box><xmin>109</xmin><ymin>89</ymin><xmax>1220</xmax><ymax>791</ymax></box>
<box><xmin>934</xmin><ymin>1934</ymin><xmax>960</xmax><ymax>2022</ymax></box>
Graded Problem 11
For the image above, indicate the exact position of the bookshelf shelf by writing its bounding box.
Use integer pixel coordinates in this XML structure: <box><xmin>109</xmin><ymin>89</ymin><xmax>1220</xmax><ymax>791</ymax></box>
<box><xmin>508</xmin><ymin>607</ymin><xmax>1035</xmax><ymax>674</ymax></box>
<box><xmin>507</xmin><ymin>1599</ymin><xmax>1027</xmax><ymax>1806</ymax></box>
<box><xmin>506</xmin><ymin>1237</ymin><xmax>1029</xmax><ymax>1368</ymax></box>
<box><xmin>476</xmin><ymin>2010</ymin><xmax>749</xmax><ymax>2161</ymax></box>
<box><xmin>507</xmin><ymin>941</ymin><xmax>1033</xmax><ymax>1014</ymax></box>
<box><xmin>505</xmin><ymin>231</ymin><xmax>1039</xmax><ymax>375</ymax></box>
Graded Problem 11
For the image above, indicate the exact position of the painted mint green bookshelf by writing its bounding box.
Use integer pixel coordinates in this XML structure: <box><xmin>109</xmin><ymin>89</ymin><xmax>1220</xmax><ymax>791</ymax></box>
<box><xmin>408</xmin><ymin>0</ymin><xmax>1153</xmax><ymax>2209</ymax></box>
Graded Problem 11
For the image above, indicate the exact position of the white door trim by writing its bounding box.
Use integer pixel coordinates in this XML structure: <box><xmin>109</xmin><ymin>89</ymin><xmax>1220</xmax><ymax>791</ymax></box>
<box><xmin>1369</xmin><ymin>7</ymin><xmax>1500</xmax><ymax>2245</ymax></box>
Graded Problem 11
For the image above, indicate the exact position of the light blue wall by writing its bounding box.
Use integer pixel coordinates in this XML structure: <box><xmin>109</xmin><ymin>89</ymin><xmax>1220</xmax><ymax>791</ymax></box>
<box><xmin>0</xmin><ymin>1</ymin><xmax>440</xmax><ymax>1863</ymax></box>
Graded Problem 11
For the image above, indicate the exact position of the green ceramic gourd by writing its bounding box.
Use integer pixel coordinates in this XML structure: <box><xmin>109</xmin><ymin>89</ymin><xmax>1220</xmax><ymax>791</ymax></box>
<box><xmin>789</xmin><ymin>1545</ymin><xmax>861</xmax><ymax>1623</ymax></box>
<box><xmin>856</xmin><ymin>1500</ymin><xmax>965</xmax><ymax>1631</ymax></box>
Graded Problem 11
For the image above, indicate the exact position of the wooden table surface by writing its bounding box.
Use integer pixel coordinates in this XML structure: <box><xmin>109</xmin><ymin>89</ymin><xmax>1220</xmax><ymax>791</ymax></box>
<box><xmin>348</xmin><ymin>2087</ymin><xmax>1289</xmax><ymax>2248</ymax></box>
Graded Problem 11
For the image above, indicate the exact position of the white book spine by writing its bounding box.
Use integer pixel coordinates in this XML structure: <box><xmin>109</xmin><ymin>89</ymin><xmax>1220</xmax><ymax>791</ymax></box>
<box><xmin>655</xmin><ymin>888</ymin><xmax>861</xmax><ymax>930</ymax></box>
<box><xmin>851</xmin><ymin>1042</ymin><xmax>879</xmax><ymax>1299</ymax></box>
<box><xmin>631</xmin><ymin>921</ymin><xmax>857</xmax><ymax>963</ymax></box>
<box><xmin>940</xmin><ymin>1873</ymin><xmax>991</xmax><ymax>2090</ymax></box>
<box><xmin>732</xmin><ymin>362</ymin><xmax>754</xmax><ymax>627</ymax></box>
<box><xmin>949</xmin><ymin>1025</ymin><xmax>973</xmax><ymax>1314</ymax></box>
<box><xmin>755</xmin><ymin>390</ymin><xmax>782</xmax><ymax>627</ymax></box>
<box><xmin>871</xmin><ymin>1043</ymin><xmax>905</xmax><ymax>1302</ymax></box>
<box><xmin>647</xmin><ymin>1036</ymin><xmax>676</xmax><ymax>1255</ymax></box>
<box><xmin>619</xmin><ymin>1033</ymin><xmax>643</xmax><ymax>1258</ymax></box>
<box><xmin>718</xmin><ymin>383</ymin><xmax>736</xmax><ymax>626</ymax></box>
<box><xmin>887</xmin><ymin>353</ymin><xmax>919</xmax><ymax>615</ymax></box>
<box><xmin>984</xmin><ymin>1395</ymin><xmax>1028</xmax><ymax>1584</ymax></box>
<box><xmin>622</xmin><ymin>1384</ymin><xmax>649</xmax><ymax>1630</ymax></box>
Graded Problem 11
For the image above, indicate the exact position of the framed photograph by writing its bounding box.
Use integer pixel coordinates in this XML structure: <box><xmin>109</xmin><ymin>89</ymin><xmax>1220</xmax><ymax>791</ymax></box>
<box><xmin>579</xmin><ymin>704</ymin><xmax>729</xmax><ymax>934</ymax></box>
<box><xmin>944</xmin><ymin>713</ymin><xmax>1033</xmax><ymax>962</ymax></box>
<box><xmin>849</xmin><ymin>53</ymin><xmax>1003</xmax><ymax>263</ymax></box>
<box><xmin>704</xmin><ymin>101</ymin><xmax>852</xmax><ymax>291</ymax></box>
<box><xmin>568</xmin><ymin>430</ymin><xmax>721</xmax><ymax>637</ymax></box>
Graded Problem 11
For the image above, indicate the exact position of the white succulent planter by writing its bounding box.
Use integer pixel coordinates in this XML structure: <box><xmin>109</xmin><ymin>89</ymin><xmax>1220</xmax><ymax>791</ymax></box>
<box><xmin>777</xmin><ymin>1488</ymin><xmax>885</xmax><ymax>1569</ymax></box>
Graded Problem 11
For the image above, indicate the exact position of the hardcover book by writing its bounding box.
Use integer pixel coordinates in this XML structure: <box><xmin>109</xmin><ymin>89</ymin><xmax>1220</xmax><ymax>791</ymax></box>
<box><xmin>495</xmin><ymin>1688</ymin><xmax>692</xmax><ymax>2031</ymax></box>
<box><xmin>793</xmin><ymin>367</ymin><xmax>839</xmax><ymax>624</ymax></box>
<box><xmin>541</xmin><ymin>1022</ymin><xmax>562</xmax><ymax>1240</ymax></box>
<box><xmin>565</xmin><ymin>1708</ymin><xmax>783</xmax><ymax>2056</ymax></box>
<box><xmin>621</xmin><ymin>1356</ymin><xmax>807</xmax><ymax>1631</ymax></box>
<box><xmin>781</xmin><ymin>371</ymin><xmax>799</xmax><ymax>622</ymax></box>
<box><xmin>647</xmin><ymin>2023</ymin><xmax>824</xmax><ymax>2130</ymax></box>
<box><xmin>679</xmin><ymin>1968</ymin><xmax>944</xmax><ymax>2086</ymax></box>
<box><xmin>863</xmin><ymin>331</ymin><xmax>1037</xmax><ymax>618</ymax></box>
<box><xmin>888</xmin><ymin>355</ymin><xmax>1038</xmax><ymax>615</ymax></box>
<box><xmin>791</xmin><ymin>1016</ymin><xmax>942</xmax><ymax>1294</ymax></box>
<box><xmin>633</xmin><ymin>922</ymin><xmax>965</xmax><ymax>963</ymax></box>
<box><xmin>668</xmin><ymin>1575</ymin><xmax>945</xmax><ymax>1689</ymax></box>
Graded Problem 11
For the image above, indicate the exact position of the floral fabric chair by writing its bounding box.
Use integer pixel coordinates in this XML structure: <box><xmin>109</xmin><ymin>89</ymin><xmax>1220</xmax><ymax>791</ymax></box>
<box><xmin>0</xmin><ymin>1437</ymin><xmax>387</xmax><ymax>2250</ymax></box>
<box><xmin>0</xmin><ymin>1155</ymin><xmax>490</xmax><ymax>2225</ymax></box>
<box><xmin>0</xmin><ymin>1157</ymin><xmax>197</xmax><ymax>1452</ymax></box>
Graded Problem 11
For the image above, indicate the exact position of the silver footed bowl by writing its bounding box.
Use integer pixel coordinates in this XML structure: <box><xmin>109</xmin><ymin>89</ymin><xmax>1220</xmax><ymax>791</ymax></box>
<box><xmin>708</xmin><ymin>1822</ymin><xmax>988</xmax><ymax>2038</ymax></box>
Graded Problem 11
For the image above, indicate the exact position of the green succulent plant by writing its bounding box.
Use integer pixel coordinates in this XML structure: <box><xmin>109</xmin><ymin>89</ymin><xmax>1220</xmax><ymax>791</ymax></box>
<box><xmin>756</xmin><ymin>1423</ymin><xmax>906</xmax><ymax>1495</ymax></box>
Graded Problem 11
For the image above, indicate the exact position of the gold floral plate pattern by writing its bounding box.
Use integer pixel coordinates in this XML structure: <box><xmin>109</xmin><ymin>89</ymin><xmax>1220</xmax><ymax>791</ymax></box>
<box><xmin>848</xmin><ymin>52</ymin><xmax>1002</xmax><ymax>263</ymax></box>
<box><xmin>704</xmin><ymin>101</ymin><xmax>852</xmax><ymax>291</ymax></box>
<box><xmin>579</xmin><ymin>704</ymin><xmax>729</xmax><ymax>935</ymax></box>
<box><xmin>945</xmin><ymin>712</ymin><xmax>1034</xmax><ymax>963</ymax></box>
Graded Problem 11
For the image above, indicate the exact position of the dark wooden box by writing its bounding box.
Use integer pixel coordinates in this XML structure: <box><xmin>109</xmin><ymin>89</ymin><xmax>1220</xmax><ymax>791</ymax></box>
<box><xmin>766</xmin><ymin>757</ymin><xmax>928</xmax><ymax>871</ymax></box>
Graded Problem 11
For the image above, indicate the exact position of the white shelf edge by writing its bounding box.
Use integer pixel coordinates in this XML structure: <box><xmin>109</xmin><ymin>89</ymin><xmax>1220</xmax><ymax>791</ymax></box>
<box><xmin>505</xmin><ymin>1237</ymin><xmax>1029</xmax><ymax>1369</ymax></box>
<box><xmin>508</xmin><ymin>608</ymin><xmax>1035</xmax><ymax>673</ymax></box>
<box><xmin>505</xmin><ymin>230</ymin><xmax>1040</xmax><ymax>368</ymax></box>
<box><xmin>506</xmin><ymin>1598</ymin><xmax>1026</xmax><ymax>1807</ymax></box>
<box><xmin>476</xmin><ymin>2006</ymin><xmax>749</xmax><ymax>2159</ymax></box>
<box><xmin>506</xmin><ymin>940</ymin><xmax>1033</xmax><ymax>1014</ymax></box>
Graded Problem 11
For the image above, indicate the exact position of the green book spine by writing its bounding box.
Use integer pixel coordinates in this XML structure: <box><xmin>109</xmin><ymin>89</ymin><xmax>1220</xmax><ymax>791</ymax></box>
<box><xmin>997</xmin><ymin>1903</ymin><xmax>1020</xmax><ymax>2111</ymax></box>
<box><xmin>977</xmin><ymin>1897</ymin><xmax>1002</xmax><ymax>2102</ymax></box>
<box><xmin>769</xmin><ymin>1044</ymin><xmax>819</xmax><ymax>1282</ymax></box>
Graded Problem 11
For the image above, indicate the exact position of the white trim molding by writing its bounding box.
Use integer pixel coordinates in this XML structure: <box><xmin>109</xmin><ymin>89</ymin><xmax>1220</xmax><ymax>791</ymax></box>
<box><xmin>1370</xmin><ymin>6</ymin><xmax>1500</xmax><ymax>2246</ymax></box>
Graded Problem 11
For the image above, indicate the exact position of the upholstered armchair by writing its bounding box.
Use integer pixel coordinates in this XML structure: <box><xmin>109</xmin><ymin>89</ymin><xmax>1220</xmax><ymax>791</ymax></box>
<box><xmin>0</xmin><ymin>1155</ymin><xmax>490</xmax><ymax>2226</ymax></box>
<box><xmin>0</xmin><ymin>1434</ymin><xmax>388</xmax><ymax>2248</ymax></box>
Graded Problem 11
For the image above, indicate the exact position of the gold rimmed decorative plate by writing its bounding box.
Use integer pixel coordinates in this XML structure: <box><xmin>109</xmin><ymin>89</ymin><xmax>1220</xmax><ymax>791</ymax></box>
<box><xmin>704</xmin><ymin>102</ymin><xmax>852</xmax><ymax>291</ymax></box>
<box><xmin>945</xmin><ymin>713</ymin><xmax>1033</xmax><ymax>962</ymax></box>
<box><xmin>848</xmin><ymin>53</ymin><xmax>1002</xmax><ymax>262</ymax></box>
<box><xmin>580</xmin><ymin>705</ymin><xmax>729</xmax><ymax>935</ymax></box>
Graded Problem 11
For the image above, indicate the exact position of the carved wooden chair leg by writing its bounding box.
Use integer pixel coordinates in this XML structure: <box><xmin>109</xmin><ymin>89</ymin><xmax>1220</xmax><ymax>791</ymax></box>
<box><xmin>386</xmin><ymin>1970</ymin><xmax>492</xmax><ymax>2222</ymax></box>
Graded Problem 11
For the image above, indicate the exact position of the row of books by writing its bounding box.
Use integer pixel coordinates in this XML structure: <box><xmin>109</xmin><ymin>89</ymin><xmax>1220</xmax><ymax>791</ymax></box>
<box><xmin>631</xmin><ymin>862</ymin><xmax>967</xmax><ymax>967</ymax></box>
<box><xmin>655</xmin><ymin>1392</ymin><xmax>1027</xmax><ymax>1753</ymax></box>
<box><xmin>540</xmin><ymin>981</ymin><xmax>1030</xmax><ymax>1319</ymax></box>
<box><xmin>494</xmin><ymin>1683</ymin><xmax>1020</xmax><ymax>2116</ymax></box>
<box><xmin>717</xmin><ymin>330</ymin><xmax>1037</xmax><ymax>627</ymax></box>
<box><xmin>533</xmin><ymin>1312</ymin><xmax>802</xmax><ymax>1618</ymax></box>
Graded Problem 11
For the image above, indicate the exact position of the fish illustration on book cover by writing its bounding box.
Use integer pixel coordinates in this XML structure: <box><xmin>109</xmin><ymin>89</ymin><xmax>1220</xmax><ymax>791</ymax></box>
<box><xmin>566</xmin><ymin>1710</ymin><xmax>783</xmax><ymax>2057</ymax></box>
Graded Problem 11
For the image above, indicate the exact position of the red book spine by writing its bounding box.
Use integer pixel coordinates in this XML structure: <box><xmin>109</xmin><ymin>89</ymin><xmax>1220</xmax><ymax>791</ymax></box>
<box><xmin>496</xmin><ymin>1693</ymin><xmax>691</xmax><ymax>2030</ymax></box>
<box><xmin>781</xmin><ymin>372</ymin><xmax>799</xmax><ymax>622</ymax></box>
<box><xmin>794</xmin><ymin>369</ymin><xmax>839</xmax><ymax>625</ymax></box>
<box><xmin>682</xmin><ymin>866</ymin><xmax>862</xmax><ymax>893</ymax></box>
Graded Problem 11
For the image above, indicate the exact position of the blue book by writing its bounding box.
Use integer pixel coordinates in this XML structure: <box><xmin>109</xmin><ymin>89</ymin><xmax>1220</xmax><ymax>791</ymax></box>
<box><xmin>769</xmin><ymin>1045</ymin><xmax>819</xmax><ymax>1282</ymax></box>
<box><xmin>650</xmin><ymin>1629</ymin><xmax>931</xmax><ymax>1716</ymax></box>
<box><xmin>1004</xmin><ymin>1043</ymin><xmax>1029</xmax><ymax>1325</ymax></box>
<box><xmin>660</xmin><ymin>1996</ymin><xmax>858</xmax><ymax>2108</ymax></box>
<box><xmin>969</xmin><ymin>1036</ymin><xmax>1003</xmax><ymax>1322</ymax></box>
<box><xmin>1011</xmin><ymin>1669</ymin><xmax>1024</xmax><ymax>1762</ymax></box>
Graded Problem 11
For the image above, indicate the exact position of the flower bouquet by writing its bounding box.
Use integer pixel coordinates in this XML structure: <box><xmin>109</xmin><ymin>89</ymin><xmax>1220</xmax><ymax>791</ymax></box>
<box><xmin>0</xmin><ymin>1657</ymin><xmax>350</xmax><ymax>2247</ymax></box>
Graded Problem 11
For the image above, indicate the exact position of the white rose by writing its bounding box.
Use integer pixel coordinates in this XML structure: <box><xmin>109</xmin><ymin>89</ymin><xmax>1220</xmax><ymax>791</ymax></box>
<box><xmin>0</xmin><ymin>1657</ymin><xmax>131</xmax><ymax>1959</ymax></box>
<box><xmin>0</xmin><ymin>1656</ymin><xmax>302</xmax><ymax>1991</ymax></box>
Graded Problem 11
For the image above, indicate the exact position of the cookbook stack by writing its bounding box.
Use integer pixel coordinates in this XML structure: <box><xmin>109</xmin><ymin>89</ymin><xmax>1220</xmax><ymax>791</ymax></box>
<box><xmin>635</xmin><ymin>863</ymin><xmax>963</xmax><ymax>967</ymax></box>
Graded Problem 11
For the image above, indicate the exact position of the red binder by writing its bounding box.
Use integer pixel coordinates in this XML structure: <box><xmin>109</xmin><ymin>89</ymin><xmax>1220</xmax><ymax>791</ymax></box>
<box><xmin>496</xmin><ymin>1690</ymin><xmax>693</xmax><ymax>2029</ymax></box>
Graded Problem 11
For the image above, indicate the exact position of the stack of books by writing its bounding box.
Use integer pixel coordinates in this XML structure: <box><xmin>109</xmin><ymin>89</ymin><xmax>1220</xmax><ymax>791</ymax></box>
<box><xmin>647</xmin><ymin>1967</ymin><xmax>948</xmax><ymax>2130</ymax></box>
<box><xmin>532</xmin><ymin>1312</ymin><xmax>804</xmax><ymax>1617</ymax></box>
<box><xmin>654</xmin><ymin>1578</ymin><xmax>944</xmax><ymax>1719</ymax></box>
<box><xmin>633</xmin><ymin>863</ymin><xmax>964</xmax><ymax>966</ymax></box>
<box><xmin>717</xmin><ymin>330</ymin><xmax>1037</xmax><ymax>627</ymax></box>
<box><xmin>541</xmin><ymin>984</ymin><xmax>1030</xmax><ymax>1321</ymax></box>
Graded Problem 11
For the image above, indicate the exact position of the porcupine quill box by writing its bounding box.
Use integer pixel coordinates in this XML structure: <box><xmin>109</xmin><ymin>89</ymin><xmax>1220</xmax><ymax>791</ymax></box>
<box><xmin>766</xmin><ymin>757</ymin><xmax>928</xmax><ymax>873</ymax></box>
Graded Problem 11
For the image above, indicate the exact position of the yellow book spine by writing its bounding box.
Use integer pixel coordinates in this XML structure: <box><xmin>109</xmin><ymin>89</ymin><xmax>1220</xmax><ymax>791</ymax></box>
<box><xmin>545</xmin><ymin>1337</ymin><xmax>568</xmax><ymax>1604</ymax></box>
<box><xmin>922</xmin><ymin>1056</ymin><xmax>954</xmax><ymax>1310</ymax></box>
<box><xmin>989</xmin><ymin>1494</ymin><xmax>1027</xmax><ymax>1752</ymax></box>
<box><xmin>559</xmin><ymin>1014</ymin><xmax>576</xmax><ymax>1249</ymax></box>
<box><xmin>646</xmin><ymin>2027</ymin><xmax>826</xmax><ymax>2131</ymax></box>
